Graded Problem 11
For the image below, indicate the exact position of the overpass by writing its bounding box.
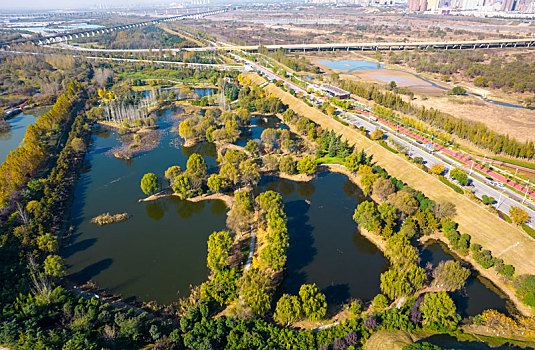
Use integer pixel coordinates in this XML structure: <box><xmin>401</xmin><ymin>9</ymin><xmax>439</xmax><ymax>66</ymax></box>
<box><xmin>185</xmin><ymin>38</ymin><xmax>535</xmax><ymax>52</ymax></box>
<box><xmin>0</xmin><ymin>8</ymin><xmax>230</xmax><ymax>48</ymax></box>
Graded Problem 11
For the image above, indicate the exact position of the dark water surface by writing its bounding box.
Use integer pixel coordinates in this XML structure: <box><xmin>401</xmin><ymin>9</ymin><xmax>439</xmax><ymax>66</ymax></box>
<box><xmin>421</xmin><ymin>241</ymin><xmax>512</xmax><ymax>318</ymax></box>
<box><xmin>66</xmin><ymin>106</ymin><xmax>227</xmax><ymax>304</ymax></box>
<box><xmin>260</xmin><ymin>173</ymin><xmax>389</xmax><ymax>305</ymax></box>
<box><xmin>66</xmin><ymin>105</ymin><xmax>514</xmax><ymax>311</ymax></box>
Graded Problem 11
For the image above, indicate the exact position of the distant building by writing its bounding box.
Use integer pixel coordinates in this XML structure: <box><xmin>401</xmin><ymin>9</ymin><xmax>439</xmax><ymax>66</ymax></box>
<box><xmin>322</xmin><ymin>85</ymin><xmax>351</xmax><ymax>99</ymax></box>
<box><xmin>501</xmin><ymin>0</ymin><xmax>517</xmax><ymax>10</ymax></box>
<box><xmin>409</xmin><ymin>0</ymin><xmax>428</xmax><ymax>11</ymax></box>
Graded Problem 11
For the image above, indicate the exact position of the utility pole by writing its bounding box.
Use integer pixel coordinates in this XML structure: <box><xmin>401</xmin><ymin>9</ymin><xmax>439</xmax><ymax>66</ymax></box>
<box><xmin>496</xmin><ymin>190</ymin><xmax>504</xmax><ymax>209</ymax></box>
<box><xmin>469</xmin><ymin>161</ymin><xmax>474</xmax><ymax>176</ymax></box>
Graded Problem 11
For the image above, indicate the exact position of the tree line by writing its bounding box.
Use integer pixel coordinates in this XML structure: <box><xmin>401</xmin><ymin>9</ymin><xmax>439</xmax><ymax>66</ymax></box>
<box><xmin>0</xmin><ymin>82</ymin><xmax>84</xmax><ymax>206</ymax></box>
<box><xmin>339</xmin><ymin>79</ymin><xmax>534</xmax><ymax>159</ymax></box>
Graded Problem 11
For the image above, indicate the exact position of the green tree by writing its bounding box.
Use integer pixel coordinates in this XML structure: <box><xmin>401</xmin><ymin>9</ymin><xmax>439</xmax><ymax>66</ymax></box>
<box><xmin>165</xmin><ymin>165</ymin><xmax>182</xmax><ymax>186</ymax></box>
<box><xmin>296</xmin><ymin>156</ymin><xmax>316</xmax><ymax>175</ymax></box>
<box><xmin>207</xmin><ymin>174</ymin><xmax>224</xmax><ymax>193</ymax></box>
<box><xmin>173</xmin><ymin>174</ymin><xmax>191</xmax><ymax>199</ymax></box>
<box><xmin>238</xmin><ymin>268</ymin><xmax>272</xmax><ymax>316</ymax></box>
<box><xmin>219</xmin><ymin>163</ymin><xmax>240</xmax><ymax>185</ymax></box>
<box><xmin>448</xmin><ymin>86</ymin><xmax>466</xmax><ymax>95</ymax></box>
<box><xmin>207</xmin><ymin>231</ymin><xmax>232</xmax><ymax>273</ymax></box>
<box><xmin>186</xmin><ymin>153</ymin><xmax>207</xmax><ymax>179</ymax></box>
<box><xmin>514</xmin><ymin>274</ymin><xmax>535</xmax><ymax>306</ymax></box>
<box><xmin>245</xmin><ymin>140</ymin><xmax>259</xmax><ymax>155</ymax></box>
<box><xmin>509</xmin><ymin>206</ymin><xmax>530</xmax><ymax>225</ymax></box>
<box><xmin>432</xmin><ymin>260</ymin><xmax>470</xmax><ymax>291</ymax></box>
<box><xmin>256</xmin><ymin>191</ymin><xmax>283</xmax><ymax>213</ymax></box>
<box><xmin>201</xmin><ymin>268</ymin><xmax>238</xmax><ymax>306</ymax></box>
<box><xmin>420</xmin><ymin>292</ymin><xmax>460</xmax><ymax>330</ymax></box>
<box><xmin>299</xmin><ymin>284</ymin><xmax>327</xmax><ymax>321</ymax></box>
<box><xmin>37</xmin><ymin>233</ymin><xmax>59</xmax><ymax>253</ymax></box>
<box><xmin>261</xmin><ymin>128</ymin><xmax>277</xmax><ymax>150</ymax></box>
<box><xmin>473</xmin><ymin>76</ymin><xmax>488</xmax><ymax>87</ymax></box>
<box><xmin>279</xmin><ymin>155</ymin><xmax>296</xmax><ymax>175</ymax></box>
<box><xmin>345</xmin><ymin>150</ymin><xmax>367</xmax><ymax>173</ymax></box>
<box><xmin>274</xmin><ymin>294</ymin><xmax>302</xmax><ymax>326</ymax></box>
<box><xmin>380</xmin><ymin>264</ymin><xmax>426</xmax><ymax>300</ymax></box>
<box><xmin>44</xmin><ymin>255</ymin><xmax>66</xmax><ymax>277</ymax></box>
<box><xmin>140</xmin><ymin>173</ymin><xmax>159</xmax><ymax>195</ymax></box>
<box><xmin>239</xmin><ymin>159</ymin><xmax>260</xmax><ymax>186</ymax></box>
<box><xmin>358</xmin><ymin>165</ymin><xmax>378</xmax><ymax>196</ymax></box>
<box><xmin>353</xmin><ymin>200</ymin><xmax>381</xmax><ymax>233</ymax></box>
<box><xmin>372</xmin><ymin>294</ymin><xmax>390</xmax><ymax>312</ymax></box>
<box><xmin>449</xmin><ymin>168</ymin><xmax>468</xmax><ymax>186</ymax></box>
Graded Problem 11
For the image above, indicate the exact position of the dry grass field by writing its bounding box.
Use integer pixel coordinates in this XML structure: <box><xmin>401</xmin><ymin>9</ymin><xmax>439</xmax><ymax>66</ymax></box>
<box><xmin>256</xmin><ymin>76</ymin><xmax>535</xmax><ymax>278</ymax></box>
<box><xmin>409</xmin><ymin>95</ymin><xmax>535</xmax><ymax>143</ymax></box>
<box><xmin>363</xmin><ymin>330</ymin><xmax>414</xmax><ymax>350</ymax></box>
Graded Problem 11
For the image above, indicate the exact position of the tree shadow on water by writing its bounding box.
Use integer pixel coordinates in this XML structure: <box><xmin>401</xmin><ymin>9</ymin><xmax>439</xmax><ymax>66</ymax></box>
<box><xmin>322</xmin><ymin>284</ymin><xmax>351</xmax><ymax>316</ymax></box>
<box><xmin>62</xmin><ymin>238</ymin><xmax>97</xmax><ymax>259</ymax></box>
<box><xmin>284</xmin><ymin>200</ymin><xmax>316</xmax><ymax>294</ymax></box>
<box><xmin>68</xmin><ymin>259</ymin><xmax>113</xmax><ymax>284</ymax></box>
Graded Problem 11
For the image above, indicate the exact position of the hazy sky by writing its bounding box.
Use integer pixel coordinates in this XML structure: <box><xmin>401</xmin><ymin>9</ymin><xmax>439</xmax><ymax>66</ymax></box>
<box><xmin>0</xmin><ymin>0</ymin><xmax>173</xmax><ymax>10</ymax></box>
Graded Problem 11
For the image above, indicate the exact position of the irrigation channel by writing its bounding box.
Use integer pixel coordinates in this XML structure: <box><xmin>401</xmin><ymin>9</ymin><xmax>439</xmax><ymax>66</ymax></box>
<box><xmin>65</xmin><ymin>105</ymin><xmax>514</xmax><ymax>317</ymax></box>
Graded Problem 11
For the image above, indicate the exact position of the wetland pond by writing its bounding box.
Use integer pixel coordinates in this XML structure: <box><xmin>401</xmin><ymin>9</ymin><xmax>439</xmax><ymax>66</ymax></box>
<box><xmin>317</xmin><ymin>59</ymin><xmax>530</xmax><ymax>109</ymax></box>
<box><xmin>66</xmin><ymin>105</ymin><xmax>513</xmax><ymax>312</ymax></box>
<box><xmin>66</xmin><ymin>106</ymin><xmax>227</xmax><ymax>304</ymax></box>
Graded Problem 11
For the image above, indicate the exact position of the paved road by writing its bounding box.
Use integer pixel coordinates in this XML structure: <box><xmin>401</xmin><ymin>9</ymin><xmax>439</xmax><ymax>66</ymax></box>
<box><xmin>337</xmin><ymin>111</ymin><xmax>535</xmax><ymax>231</ymax></box>
<box><xmin>244</xmin><ymin>225</ymin><xmax>256</xmax><ymax>272</ymax></box>
<box><xmin>235</xmin><ymin>53</ymin><xmax>535</xmax><ymax>231</ymax></box>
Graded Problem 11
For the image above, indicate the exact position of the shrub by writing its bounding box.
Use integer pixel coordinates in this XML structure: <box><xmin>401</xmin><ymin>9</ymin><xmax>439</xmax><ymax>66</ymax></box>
<box><xmin>473</xmin><ymin>249</ymin><xmax>495</xmax><ymax>269</ymax></box>
<box><xmin>439</xmin><ymin>176</ymin><xmax>463</xmax><ymax>194</ymax></box>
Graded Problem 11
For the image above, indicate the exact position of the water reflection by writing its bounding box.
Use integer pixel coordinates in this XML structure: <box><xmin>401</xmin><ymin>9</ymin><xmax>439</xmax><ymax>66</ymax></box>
<box><xmin>421</xmin><ymin>241</ymin><xmax>511</xmax><ymax>317</ymax></box>
<box><xmin>145</xmin><ymin>201</ymin><xmax>165</xmax><ymax>221</ymax></box>
<box><xmin>66</xmin><ymin>107</ymin><xmax>227</xmax><ymax>304</ymax></box>
<box><xmin>260</xmin><ymin>172</ymin><xmax>387</xmax><ymax>305</ymax></box>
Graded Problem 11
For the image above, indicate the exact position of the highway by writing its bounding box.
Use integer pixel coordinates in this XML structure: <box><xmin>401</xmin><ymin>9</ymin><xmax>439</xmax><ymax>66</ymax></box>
<box><xmin>186</xmin><ymin>38</ymin><xmax>535</xmax><ymax>52</ymax></box>
<box><xmin>233</xmin><ymin>52</ymin><xmax>535</xmax><ymax>232</ymax></box>
<box><xmin>47</xmin><ymin>37</ymin><xmax>535</xmax><ymax>55</ymax></box>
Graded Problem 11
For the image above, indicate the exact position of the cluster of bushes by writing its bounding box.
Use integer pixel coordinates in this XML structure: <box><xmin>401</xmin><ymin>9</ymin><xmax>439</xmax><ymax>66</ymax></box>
<box><xmin>258</xmin><ymin>46</ymin><xmax>320</xmax><ymax>73</ymax></box>
<box><xmin>74</xmin><ymin>26</ymin><xmax>189</xmax><ymax>50</ymax></box>
<box><xmin>441</xmin><ymin>219</ymin><xmax>517</xmax><ymax>279</ymax></box>
<box><xmin>438</xmin><ymin>175</ymin><xmax>464</xmax><ymax>194</ymax></box>
<box><xmin>90</xmin><ymin>212</ymin><xmax>129</xmax><ymax>226</ymax></box>
<box><xmin>0</xmin><ymin>54</ymin><xmax>91</xmax><ymax>102</ymax></box>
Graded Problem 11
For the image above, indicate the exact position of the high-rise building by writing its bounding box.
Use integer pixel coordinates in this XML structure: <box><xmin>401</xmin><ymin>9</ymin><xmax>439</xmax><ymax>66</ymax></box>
<box><xmin>408</xmin><ymin>0</ymin><xmax>428</xmax><ymax>10</ymax></box>
<box><xmin>501</xmin><ymin>0</ymin><xmax>517</xmax><ymax>10</ymax></box>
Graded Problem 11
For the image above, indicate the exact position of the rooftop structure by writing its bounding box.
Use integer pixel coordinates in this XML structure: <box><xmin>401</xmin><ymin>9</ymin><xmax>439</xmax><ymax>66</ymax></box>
<box><xmin>322</xmin><ymin>85</ymin><xmax>351</xmax><ymax>99</ymax></box>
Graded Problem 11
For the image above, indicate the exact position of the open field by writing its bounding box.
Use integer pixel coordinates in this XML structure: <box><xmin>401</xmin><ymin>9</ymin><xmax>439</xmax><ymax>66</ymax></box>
<box><xmin>409</xmin><ymin>95</ymin><xmax>535</xmax><ymax>143</ymax></box>
<box><xmin>254</xmin><ymin>74</ymin><xmax>535</xmax><ymax>278</ymax></box>
<box><xmin>188</xmin><ymin>5</ymin><xmax>534</xmax><ymax>47</ymax></box>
